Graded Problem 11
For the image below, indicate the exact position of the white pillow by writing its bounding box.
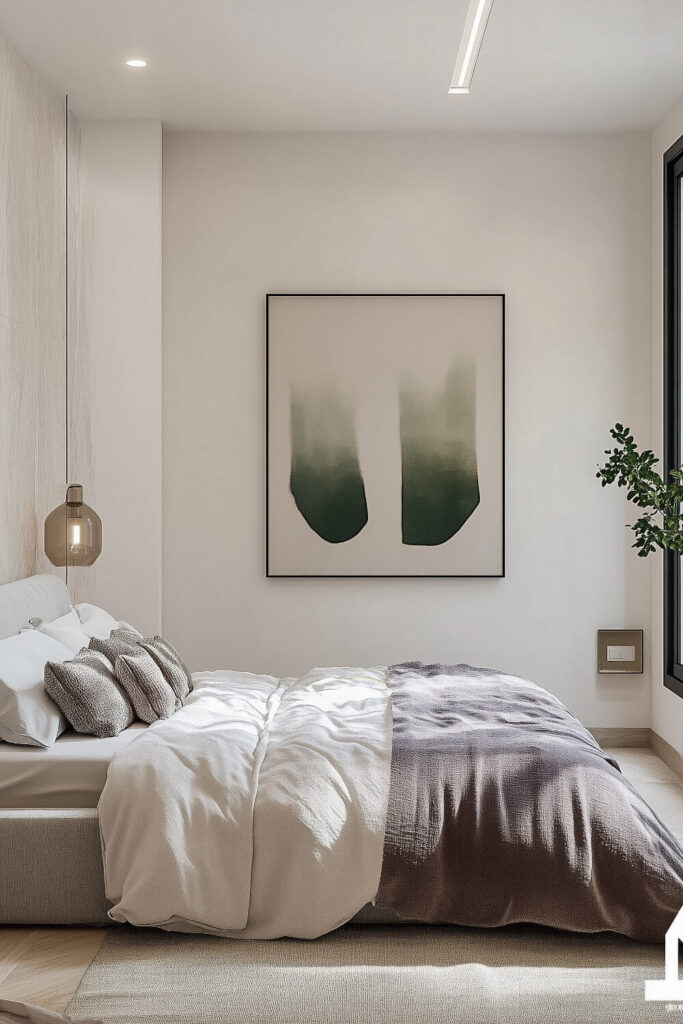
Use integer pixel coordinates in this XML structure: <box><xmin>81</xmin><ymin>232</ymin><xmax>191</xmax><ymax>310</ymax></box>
<box><xmin>31</xmin><ymin>604</ymin><xmax>141</xmax><ymax>654</ymax></box>
<box><xmin>75</xmin><ymin>603</ymin><xmax>125</xmax><ymax>640</ymax></box>
<box><xmin>0</xmin><ymin>631</ymin><xmax>72</xmax><ymax>746</ymax></box>
<box><xmin>30</xmin><ymin>609</ymin><xmax>90</xmax><ymax>655</ymax></box>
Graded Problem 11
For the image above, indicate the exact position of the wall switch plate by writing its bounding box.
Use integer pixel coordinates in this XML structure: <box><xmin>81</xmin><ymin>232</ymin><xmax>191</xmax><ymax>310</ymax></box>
<box><xmin>597</xmin><ymin>629</ymin><xmax>643</xmax><ymax>674</ymax></box>
<box><xmin>606</xmin><ymin>645</ymin><xmax>636</xmax><ymax>662</ymax></box>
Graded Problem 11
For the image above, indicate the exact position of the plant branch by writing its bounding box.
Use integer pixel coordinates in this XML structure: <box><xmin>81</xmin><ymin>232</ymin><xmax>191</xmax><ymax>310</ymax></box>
<box><xmin>597</xmin><ymin>423</ymin><xmax>683</xmax><ymax>557</ymax></box>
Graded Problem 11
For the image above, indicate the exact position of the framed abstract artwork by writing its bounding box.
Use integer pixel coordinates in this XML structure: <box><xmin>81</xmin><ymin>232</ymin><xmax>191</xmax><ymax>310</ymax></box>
<box><xmin>266</xmin><ymin>293</ymin><xmax>505</xmax><ymax>578</ymax></box>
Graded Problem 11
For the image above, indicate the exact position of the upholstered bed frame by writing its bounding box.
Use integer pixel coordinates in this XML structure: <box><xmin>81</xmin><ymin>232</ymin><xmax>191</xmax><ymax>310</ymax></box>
<box><xmin>0</xmin><ymin>575</ymin><xmax>110</xmax><ymax>924</ymax></box>
<box><xmin>1</xmin><ymin>807</ymin><xmax>111</xmax><ymax>923</ymax></box>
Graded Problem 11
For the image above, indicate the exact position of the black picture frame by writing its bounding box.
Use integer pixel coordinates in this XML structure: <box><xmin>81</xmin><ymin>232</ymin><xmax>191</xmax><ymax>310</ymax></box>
<box><xmin>265</xmin><ymin>293</ymin><xmax>506</xmax><ymax>579</ymax></box>
<box><xmin>664</xmin><ymin>139</ymin><xmax>683</xmax><ymax>698</ymax></box>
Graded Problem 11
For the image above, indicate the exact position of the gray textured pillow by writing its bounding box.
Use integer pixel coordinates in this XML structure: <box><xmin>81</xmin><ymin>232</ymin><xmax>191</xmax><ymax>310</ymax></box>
<box><xmin>140</xmin><ymin>636</ymin><xmax>192</xmax><ymax>707</ymax></box>
<box><xmin>115</xmin><ymin>648</ymin><xmax>177</xmax><ymax>723</ymax></box>
<box><xmin>89</xmin><ymin>628</ymin><xmax>142</xmax><ymax>665</ymax></box>
<box><xmin>44</xmin><ymin>650</ymin><xmax>135</xmax><ymax>738</ymax></box>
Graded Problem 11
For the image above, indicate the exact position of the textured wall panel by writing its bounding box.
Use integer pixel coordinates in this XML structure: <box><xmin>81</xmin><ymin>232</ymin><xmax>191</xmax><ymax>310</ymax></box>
<box><xmin>79</xmin><ymin>120</ymin><xmax>162</xmax><ymax>630</ymax></box>
<box><xmin>0</xmin><ymin>31</ymin><xmax>91</xmax><ymax>592</ymax></box>
<box><xmin>66</xmin><ymin>113</ymin><xmax>95</xmax><ymax>605</ymax></box>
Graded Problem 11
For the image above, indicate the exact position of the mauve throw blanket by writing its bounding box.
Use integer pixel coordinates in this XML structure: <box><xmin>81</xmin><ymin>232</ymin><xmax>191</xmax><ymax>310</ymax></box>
<box><xmin>375</xmin><ymin>663</ymin><xmax>683</xmax><ymax>943</ymax></box>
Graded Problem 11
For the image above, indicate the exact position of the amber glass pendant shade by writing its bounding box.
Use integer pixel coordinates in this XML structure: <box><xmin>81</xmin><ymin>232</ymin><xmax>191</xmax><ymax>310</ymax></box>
<box><xmin>44</xmin><ymin>484</ymin><xmax>102</xmax><ymax>567</ymax></box>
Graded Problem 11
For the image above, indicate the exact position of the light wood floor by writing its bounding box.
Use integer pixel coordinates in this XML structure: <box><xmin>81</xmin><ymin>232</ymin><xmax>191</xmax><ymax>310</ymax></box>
<box><xmin>0</xmin><ymin>746</ymin><xmax>682</xmax><ymax>1012</ymax></box>
<box><xmin>0</xmin><ymin>926</ymin><xmax>104</xmax><ymax>1011</ymax></box>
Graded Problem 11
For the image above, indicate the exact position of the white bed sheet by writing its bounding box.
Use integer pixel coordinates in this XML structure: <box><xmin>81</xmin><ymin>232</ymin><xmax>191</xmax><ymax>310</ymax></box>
<box><xmin>0</xmin><ymin>723</ymin><xmax>147</xmax><ymax>808</ymax></box>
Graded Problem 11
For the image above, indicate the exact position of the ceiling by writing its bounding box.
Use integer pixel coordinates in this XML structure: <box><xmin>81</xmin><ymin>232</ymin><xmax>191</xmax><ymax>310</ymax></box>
<box><xmin>1</xmin><ymin>0</ymin><xmax>682</xmax><ymax>132</ymax></box>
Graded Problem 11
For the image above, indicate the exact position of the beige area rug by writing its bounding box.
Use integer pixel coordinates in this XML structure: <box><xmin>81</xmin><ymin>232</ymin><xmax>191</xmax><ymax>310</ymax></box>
<box><xmin>65</xmin><ymin>924</ymin><xmax>669</xmax><ymax>1024</ymax></box>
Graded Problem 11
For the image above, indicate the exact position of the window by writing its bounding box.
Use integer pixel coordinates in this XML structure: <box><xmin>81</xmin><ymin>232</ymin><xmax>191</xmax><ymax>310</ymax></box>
<box><xmin>664</xmin><ymin>135</ymin><xmax>683</xmax><ymax>697</ymax></box>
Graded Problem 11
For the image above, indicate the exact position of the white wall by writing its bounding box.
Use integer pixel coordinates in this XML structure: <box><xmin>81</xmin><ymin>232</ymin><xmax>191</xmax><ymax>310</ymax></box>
<box><xmin>80</xmin><ymin>120</ymin><xmax>163</xmax><ymax>634</ymax></box>
<box><xmin>651</xmin><ymin>92</ymin><xmax>683</xmax><ymax>752</ymax></box>
<box><xmin>163</xmin><ymin>132</ymin><xmax>652</xmax><ymax>727</ymax></box>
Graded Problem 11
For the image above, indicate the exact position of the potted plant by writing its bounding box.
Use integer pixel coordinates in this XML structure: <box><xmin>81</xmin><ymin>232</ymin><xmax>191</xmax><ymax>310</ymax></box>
<box><xmin>597</xmin><ymin>424</ymin><xmax>683</xmax><ymax>556</ymax></box>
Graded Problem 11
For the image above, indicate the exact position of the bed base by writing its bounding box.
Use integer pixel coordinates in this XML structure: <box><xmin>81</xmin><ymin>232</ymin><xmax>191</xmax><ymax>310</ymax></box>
<box><xmin>1</xmin><ymin>809</ymin><xmax>111</xmax><ymax>925</ymax></box>
<box><xmin>0</xmin><ymin>809</ymin><xmax>397</xmax><ymax>926</ymax></box>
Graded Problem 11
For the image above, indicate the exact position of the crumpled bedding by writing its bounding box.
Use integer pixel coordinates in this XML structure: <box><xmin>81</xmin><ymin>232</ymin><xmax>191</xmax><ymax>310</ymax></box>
<box><xmin>99</xmin><ymin>666</ymin><xmax>392</xmax><ymax>938</ymax></box>
<box><xmin>376</xmin><ymin>662</ymin><xmax>683</xmax><ymax>943</ymax></box>
<box><xmin>99</xmin><ymin>660</ymin><xmax>683</xmax><ymax>943</ymax></box>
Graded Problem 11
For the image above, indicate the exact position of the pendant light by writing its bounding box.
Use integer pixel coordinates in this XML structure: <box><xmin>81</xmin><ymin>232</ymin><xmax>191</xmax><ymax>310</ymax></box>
<box><xmin>44</xmin><ymin>97</ymin><xmax>102</xmax><ymax>572</ymax></box>
<box><xmin>45</xmin><ymin>485</ymin><xmax>102</xmax><ymax>567</ymax></box>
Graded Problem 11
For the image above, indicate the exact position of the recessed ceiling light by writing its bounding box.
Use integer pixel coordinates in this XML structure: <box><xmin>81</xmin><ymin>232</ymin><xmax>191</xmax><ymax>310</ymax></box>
<box><xmin>449</xmin><ymin>0</ymin><xmax>495</xmax><ymax>95</ymax></box>
<box><xmin>126</xmin><ymin>59</ymin><xmax>147</xmax><ymax>68</ymax></box>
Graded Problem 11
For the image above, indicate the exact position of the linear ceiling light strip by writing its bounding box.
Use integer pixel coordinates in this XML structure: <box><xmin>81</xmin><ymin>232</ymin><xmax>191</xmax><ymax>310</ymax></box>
<box><xmin>449</xmin><ymin>0</ymin><xmax>495</xmax><ymax>94</ymax></box>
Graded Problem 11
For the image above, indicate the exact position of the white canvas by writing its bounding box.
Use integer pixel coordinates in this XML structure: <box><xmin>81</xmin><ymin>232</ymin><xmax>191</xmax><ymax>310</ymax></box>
<box><xmin>267</xmin><ymin>294</ymin><xmax>504</xmax><ymax>577</ymax></box>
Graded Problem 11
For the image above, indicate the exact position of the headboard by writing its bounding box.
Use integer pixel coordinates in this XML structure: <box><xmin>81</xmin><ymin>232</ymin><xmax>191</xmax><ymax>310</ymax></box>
<box><xmin>0</xmin><ymin>574</ymin><xmax>71</xmax><ymax>641</ymax></box>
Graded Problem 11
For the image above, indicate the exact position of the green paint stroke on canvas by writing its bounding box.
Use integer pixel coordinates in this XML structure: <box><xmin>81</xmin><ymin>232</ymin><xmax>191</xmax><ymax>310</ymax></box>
<box><xmin>401</xmin><ymin>363</ymin><xmax>479</xmax><ymax>546</ymax></box>
<box><xmin>290</xmin><ymin>386</ymin><xmax>368</xmax><ymax>543</ymax></box>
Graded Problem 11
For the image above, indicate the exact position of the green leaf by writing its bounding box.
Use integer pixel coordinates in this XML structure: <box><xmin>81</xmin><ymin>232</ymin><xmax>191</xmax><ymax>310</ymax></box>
<box><xmin>598</xmin><ymin>423</ymin><xmax>683</xmax><ymax>558</ymax></box>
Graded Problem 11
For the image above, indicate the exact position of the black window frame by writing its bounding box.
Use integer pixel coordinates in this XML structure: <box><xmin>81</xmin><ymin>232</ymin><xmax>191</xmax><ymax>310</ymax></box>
<box><xmin>664</xmin><ymin>135</ymin><xmax>683</xmax><ymax>698</ymax></box>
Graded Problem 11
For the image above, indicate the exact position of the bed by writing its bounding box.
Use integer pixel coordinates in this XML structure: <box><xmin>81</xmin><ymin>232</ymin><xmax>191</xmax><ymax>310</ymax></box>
<box><xmin>1</xmin><ymin>573</ymin><xmax>682</xmax><ymax>943</ymax></box>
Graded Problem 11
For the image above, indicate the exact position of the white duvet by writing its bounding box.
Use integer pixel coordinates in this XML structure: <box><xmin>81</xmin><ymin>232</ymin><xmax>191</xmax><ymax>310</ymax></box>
<box><xmin>99</xmin><ymin>667</ymin><xmax>392</xmax><ymax>939</ymax></box>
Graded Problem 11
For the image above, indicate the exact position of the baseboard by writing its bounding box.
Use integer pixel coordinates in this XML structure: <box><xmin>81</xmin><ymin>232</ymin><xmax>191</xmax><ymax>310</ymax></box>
<box><xmin>588</xmin><ymin>727</ymin><xmax>683</xmax><ymax>783</ymax></box>
<box><xmin>588</xmin><ymin>727</ymin><xmax>650</xmax><ymax>748</ymax></box>
<box><xmin>650</xmin><ymin>730</ymin><xmax>683</xmax><ymax>783</ymax></box>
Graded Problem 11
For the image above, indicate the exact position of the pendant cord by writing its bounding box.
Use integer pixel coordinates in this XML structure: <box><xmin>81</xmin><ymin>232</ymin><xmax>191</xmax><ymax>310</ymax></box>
<box><xmin>65</xmin><ymin>94</ymin><xmax>69</xmax><ymax>587</ymax></box>
<box><xmin>65</xmin><ymin>94</ymin><xmax>69</xmax><ymax>486</ymax></box>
